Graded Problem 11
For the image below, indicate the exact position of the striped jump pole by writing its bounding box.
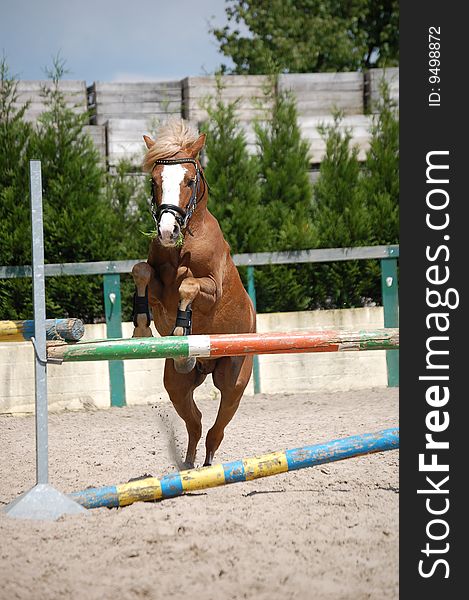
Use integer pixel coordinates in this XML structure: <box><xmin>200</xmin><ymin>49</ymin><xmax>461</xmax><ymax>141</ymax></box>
<box><xmin>70</xmin><ymin>427</ymin><xmax>399</xmax><ymax>509</ymax></box>
<box><xmin>0</xmin><ymin>318</ymin><xmax>85</xmax><ymax>342</ymax></box>
<box><xmin>47</xmin><ymin>328</ymin><xmax>399</xmax><ymax>363</ymax></box>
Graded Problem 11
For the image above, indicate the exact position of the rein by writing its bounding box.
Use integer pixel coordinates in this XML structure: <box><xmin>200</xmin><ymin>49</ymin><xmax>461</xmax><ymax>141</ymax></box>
<box><xmin>150</xmin><ymin>157</ymin><xmax>207</xmax><ymax>235</ymax></box>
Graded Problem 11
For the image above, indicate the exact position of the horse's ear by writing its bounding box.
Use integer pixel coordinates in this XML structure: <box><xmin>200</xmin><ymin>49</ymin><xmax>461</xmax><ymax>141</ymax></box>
<box><xmin>143</xmin><ymin>135</ymin><xmax>155</xmax><ymax>149</ymax></box>
<box><xmin>187</xmin><ymin>133</ymin><xmax>206</xmax><ymax>158</ymax></box>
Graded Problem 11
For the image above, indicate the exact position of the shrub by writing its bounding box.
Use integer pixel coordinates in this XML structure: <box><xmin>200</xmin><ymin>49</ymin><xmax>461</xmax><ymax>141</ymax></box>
<box><xmin>311</xmin><ymin>113</ymin><xmax>373</xmax><ymax>307</ymax></box>
<box><xmin>254</xmin><ymin>83</ymin><xmax>316</xmax><ymax>312</ymax></box>
<box><xmin>200</xmin><ymin>75</ymin><xmax>266</xmax><ymax>255</ymax></box>
<box><xmin>0</xmin><ymin>57</ymin><xmax>153</xmax><ymax>322</ymax></box>
<box><xmin>0</xmin><ymin>58</ymin><xmax>36</xmax><ymax>318</ymax></box>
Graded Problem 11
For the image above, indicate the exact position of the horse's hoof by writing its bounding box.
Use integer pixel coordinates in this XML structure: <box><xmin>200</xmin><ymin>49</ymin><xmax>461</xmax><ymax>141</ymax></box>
<box><xmin>173</xmin><ymin>357</ymin><xmax>196</xmax><ymax>374</ymax></box>
<box><xmin>182</xmin><ymin>461</ymin><xmax>195</xmax><ymax>470</ymax></box>
<box><xmin>203</xmin><ymin>453</ymin><xmax>213</xmax><ymax>467</ymax></box>
<box><xmin>132</xmin><ymin>326</ymin><xmax>153</xmax><ymax>338</ymax></box>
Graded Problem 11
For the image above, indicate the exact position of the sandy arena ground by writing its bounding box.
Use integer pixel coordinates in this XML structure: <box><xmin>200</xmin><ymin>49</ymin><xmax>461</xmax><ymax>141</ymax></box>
<box><xmin>0</xmin><ymin>388</ymin><xmax>398</xmax><ymax>600</ymax></box>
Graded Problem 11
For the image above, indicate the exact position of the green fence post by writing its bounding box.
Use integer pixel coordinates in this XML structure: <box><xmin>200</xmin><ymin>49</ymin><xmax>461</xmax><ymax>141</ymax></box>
<box><xmin>247</xmin><ymin>266</ymin><xmax>261</xmax><ymax>394</ymax></box>
<box><xmin>103</xmin><ymin>273</ymin><xmax>126</xmax><ymax>407</ymax></box>
<box><xmin>381</xmin><ymin>257</ymin><xmax>399</xmax><ymax>387</ymax></box>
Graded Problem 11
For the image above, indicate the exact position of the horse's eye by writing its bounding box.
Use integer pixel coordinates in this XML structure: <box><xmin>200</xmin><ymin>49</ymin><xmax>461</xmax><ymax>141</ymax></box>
<box><xmin>187</xmin><ymin>179</ymin><xmax>195</xmax><ymax>187</ymax></box>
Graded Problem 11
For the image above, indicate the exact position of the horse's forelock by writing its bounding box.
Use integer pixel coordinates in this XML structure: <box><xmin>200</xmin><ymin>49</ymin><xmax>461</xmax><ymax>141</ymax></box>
<box><xmin>143</xmin><ymin>118</ymin><xmax>199</xmax><ymax>172</ymax></box>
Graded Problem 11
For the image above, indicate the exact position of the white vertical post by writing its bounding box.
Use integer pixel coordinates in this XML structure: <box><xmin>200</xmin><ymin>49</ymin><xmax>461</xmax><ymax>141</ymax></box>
<box><xmin>4</xmin><ymin>161</ymin><xmax>86</xmax><ymax>520</ymax></box>
<box><xmin>30</xmin><ymin>160</ymin><xmax>48</xmax><ymax>484</ymax></box>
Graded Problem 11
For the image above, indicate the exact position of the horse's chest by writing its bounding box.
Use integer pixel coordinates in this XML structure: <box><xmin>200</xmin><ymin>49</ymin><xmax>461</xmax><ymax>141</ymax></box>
<box><xmin>159</xmin><ymin>262</ymin><xmax>193</xmax><ymax>287</ymax></box>
<box><xmin>159</xmin><ymin>262</ymin><xmax>177</xmax><ymax>287</ymax></box>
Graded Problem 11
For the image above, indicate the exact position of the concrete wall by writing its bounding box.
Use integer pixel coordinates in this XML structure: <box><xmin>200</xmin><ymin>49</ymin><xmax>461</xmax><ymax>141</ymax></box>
<box><xmin>0</xmin><ymin>307</ymin><xmax>390</xmax><ymax>415</ymax></box>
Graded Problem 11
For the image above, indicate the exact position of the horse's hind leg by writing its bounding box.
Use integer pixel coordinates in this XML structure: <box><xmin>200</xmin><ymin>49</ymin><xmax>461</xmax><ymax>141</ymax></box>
<box><xmin>204</xmin><ymin>355</ymin><xmax>253</xmax><ymax>466</ymax></box>
<box><xmin>164</xmin><ymin>358</ymin><xmax>207</xmax><ymax>468</ymax></box>
<box><xmin>131</xmin><ymin>262</ymin><xmax>154</xmax><ymax>337</ymax></box>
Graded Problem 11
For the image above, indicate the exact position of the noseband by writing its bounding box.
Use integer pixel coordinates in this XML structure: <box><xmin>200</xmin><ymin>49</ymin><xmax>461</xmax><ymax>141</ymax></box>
<box><xmin>150</xmin><ymin>157</ymin><xmax>206</xmax><ymax>234</ymax></box>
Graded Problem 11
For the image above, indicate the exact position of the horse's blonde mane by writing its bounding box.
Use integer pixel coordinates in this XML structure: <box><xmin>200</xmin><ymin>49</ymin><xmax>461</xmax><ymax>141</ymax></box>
<box><xmin>143</xmin><ymin>118</ymin><xmax>199</xmax><ymax>171</ymax></box>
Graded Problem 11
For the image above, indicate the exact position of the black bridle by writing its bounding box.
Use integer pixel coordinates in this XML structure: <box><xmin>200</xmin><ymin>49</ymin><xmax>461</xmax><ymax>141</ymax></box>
<box><xmin>150</xmin><ymin>157</ymin><xmax>206</xmax><ymax>234</ymax></box>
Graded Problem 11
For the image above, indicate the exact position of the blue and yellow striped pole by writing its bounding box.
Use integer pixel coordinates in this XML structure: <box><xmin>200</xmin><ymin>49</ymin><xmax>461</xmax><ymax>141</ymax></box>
<box><xmin>0</xmin><ymin>318</ymin><xmax>85</xmax><ymax>342</ymax></box>
<box><xmin>70</xmin><ymin>427</ymin><xmax>399</xmax><ymax>509</ymax></box>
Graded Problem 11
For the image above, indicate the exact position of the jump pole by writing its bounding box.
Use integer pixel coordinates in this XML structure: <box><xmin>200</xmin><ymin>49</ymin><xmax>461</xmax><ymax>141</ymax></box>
<box><xmin>70</xmin><ymin>427</ymin><xmax>399</xmax><ymax>509</ymax></box>
<box><xmin>0</xmin><ymin>318</ymin><xmax>85</xmax><ymax>342</ymax></box>
<box><xmin>47</xmin><ymin>328</ymin><xmax>399</xmax><ymax>363</ymax></box>
<box><xmin>4</xmin><ymin>161</ymin><xmax>86</xmax><ymax>520</ymax></box>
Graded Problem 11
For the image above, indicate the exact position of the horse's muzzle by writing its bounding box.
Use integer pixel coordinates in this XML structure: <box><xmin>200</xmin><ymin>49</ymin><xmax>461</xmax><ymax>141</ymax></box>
<box><xmin>158</xmin><ymin>216</ymin><xmax>181</xmax><ymax>247</ymax></box>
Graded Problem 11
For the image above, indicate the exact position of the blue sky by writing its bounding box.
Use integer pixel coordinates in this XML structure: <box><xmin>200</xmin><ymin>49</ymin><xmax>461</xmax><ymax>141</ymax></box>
<box><xmin>1</xmin><ymin>0</ymin><xmax>235</xmax><ymax>82</ymax></box>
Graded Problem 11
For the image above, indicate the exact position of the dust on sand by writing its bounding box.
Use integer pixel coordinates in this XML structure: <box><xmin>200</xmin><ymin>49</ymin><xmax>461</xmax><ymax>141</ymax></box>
<box><xmin>0</xmin><ymin>388</ymin><xmax>398</xmax><ymax>600</ymax></box>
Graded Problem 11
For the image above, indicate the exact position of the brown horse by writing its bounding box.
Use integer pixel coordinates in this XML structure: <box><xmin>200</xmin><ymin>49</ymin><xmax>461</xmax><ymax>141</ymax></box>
<box><xmin>132</xmin><ymin>119</ymin><xmax>255</xmax><ymax>468</ymax></box>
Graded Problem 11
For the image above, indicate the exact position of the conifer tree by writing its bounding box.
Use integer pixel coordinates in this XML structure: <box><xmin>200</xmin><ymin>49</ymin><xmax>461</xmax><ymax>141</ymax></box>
<box><xmin>254</xmin><ymin>86</ymin><xmax>314</xmax><ymax>249</ymax></box>
<box><xmin>200</xmin><ymin>76</ymin><xmax>266</xmax><ymax>255</ymax></box>
<box><xmin>26</xmin><ymin>58</ymin><xmax>114</xmax><ymax>321</ymax></box>
<box><xmin>361</xmin><ymin>81</ymin><xmax>399</xmax><ymax>246</ymax></box>
<box><xmin>358</xmin><ymin>80</ymin><xmax>399</xmax><ymax>303</ymax></box>
<box><xmin>312</xmin><ymin>113</ymin><xmax>372</xmax><ymax>307</ymax></box>
<box><xmin>253</xmin><ymin>84</ymin><xmax>316</xmax><ymax>312</ymax></box>
<box><xmin>0</xmin><ymin>57</ymin><xmax>142</xmax><ymax>322</ymax></box>
<box><xmin>104</xmin><ymin>160</ymin><xmax>154</xmax><ymax>321</ymax></box>
<box><xmin>0</xmin><ymin>58</ymin><xmax>35</xmax><ymax>318</ymax></box>
<box><xmin>0</xmin><ymin>56</ymin><xmax>158</xmax><ymax>322</ymax></box>
<box><xmin>104</xmin><ymin>159</ymin><xmax>153</xmax><ymax>259</ymax></box>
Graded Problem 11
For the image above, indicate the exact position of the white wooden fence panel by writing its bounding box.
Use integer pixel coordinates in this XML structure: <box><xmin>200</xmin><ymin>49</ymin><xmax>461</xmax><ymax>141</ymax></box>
<box><xmin>229</xmin><ymin>115</ymin><xmax>372</xmax><ymax>163</ymax></box>
<box><xmin>183</xmin><ymin>75</ymin><xmax>274</xmax><ymax>122</ymax></box>
<box><xmin>83</xmin><ymin>125</ymin><xmax>106</xmax><ymax>162</ymax></box>
<box><xmin>88</xmin><ymin>81</ymin><xmax>182</xmax><ymax>125</ymax></box>
<box><xmin>366</xmin><ymin>68</ymin><xmax>399</xmax><ymax>111</ymax></box>
<box><xmin>13</xmin><ymin>81</ymin><xmax>88</xmax><ymax>122</ymax></box>
<box><xmin>279</xmin><ymin>72</ymin><xmax>364</xmax><ymax>116</ymax></box>
<box><xmin>298</xmin><ymin>115</ymin><xmax>372</xmax><ymax>162</ymax></box>
<box><xmin>105</xmin><ymin>118</ymin><xmax>154</xmax><ymax>166</ymax></box>
<box><xmin>8</xmin><ymin>70</ymin><xmax>398</xmax><ymax>168</ymax></box>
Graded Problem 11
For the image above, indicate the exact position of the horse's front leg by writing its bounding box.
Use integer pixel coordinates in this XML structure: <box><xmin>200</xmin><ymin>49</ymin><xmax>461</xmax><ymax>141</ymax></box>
<box><xmin>172</xmin><ymin>276</ymin><xmax>218</xmax><ymax>373</ymax></box>
<box><xmin>131</xmin><ymin>262</ymin><xmax>161</xmax><ymax>338</ymax></box>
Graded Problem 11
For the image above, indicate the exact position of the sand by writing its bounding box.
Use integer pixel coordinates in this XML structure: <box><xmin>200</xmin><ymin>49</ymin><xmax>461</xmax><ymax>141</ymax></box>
<box><xmin>0</xmin><ymin>388</ymin><xmax>398</xmax><ymax>600</ymax></box>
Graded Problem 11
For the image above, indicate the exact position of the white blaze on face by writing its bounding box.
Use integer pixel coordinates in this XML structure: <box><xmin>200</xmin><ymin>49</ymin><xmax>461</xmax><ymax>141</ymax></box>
<box><xmin>158</xmin><ymin>164</ymin><xmax>187</xmax><ymax>243</ymax></box>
